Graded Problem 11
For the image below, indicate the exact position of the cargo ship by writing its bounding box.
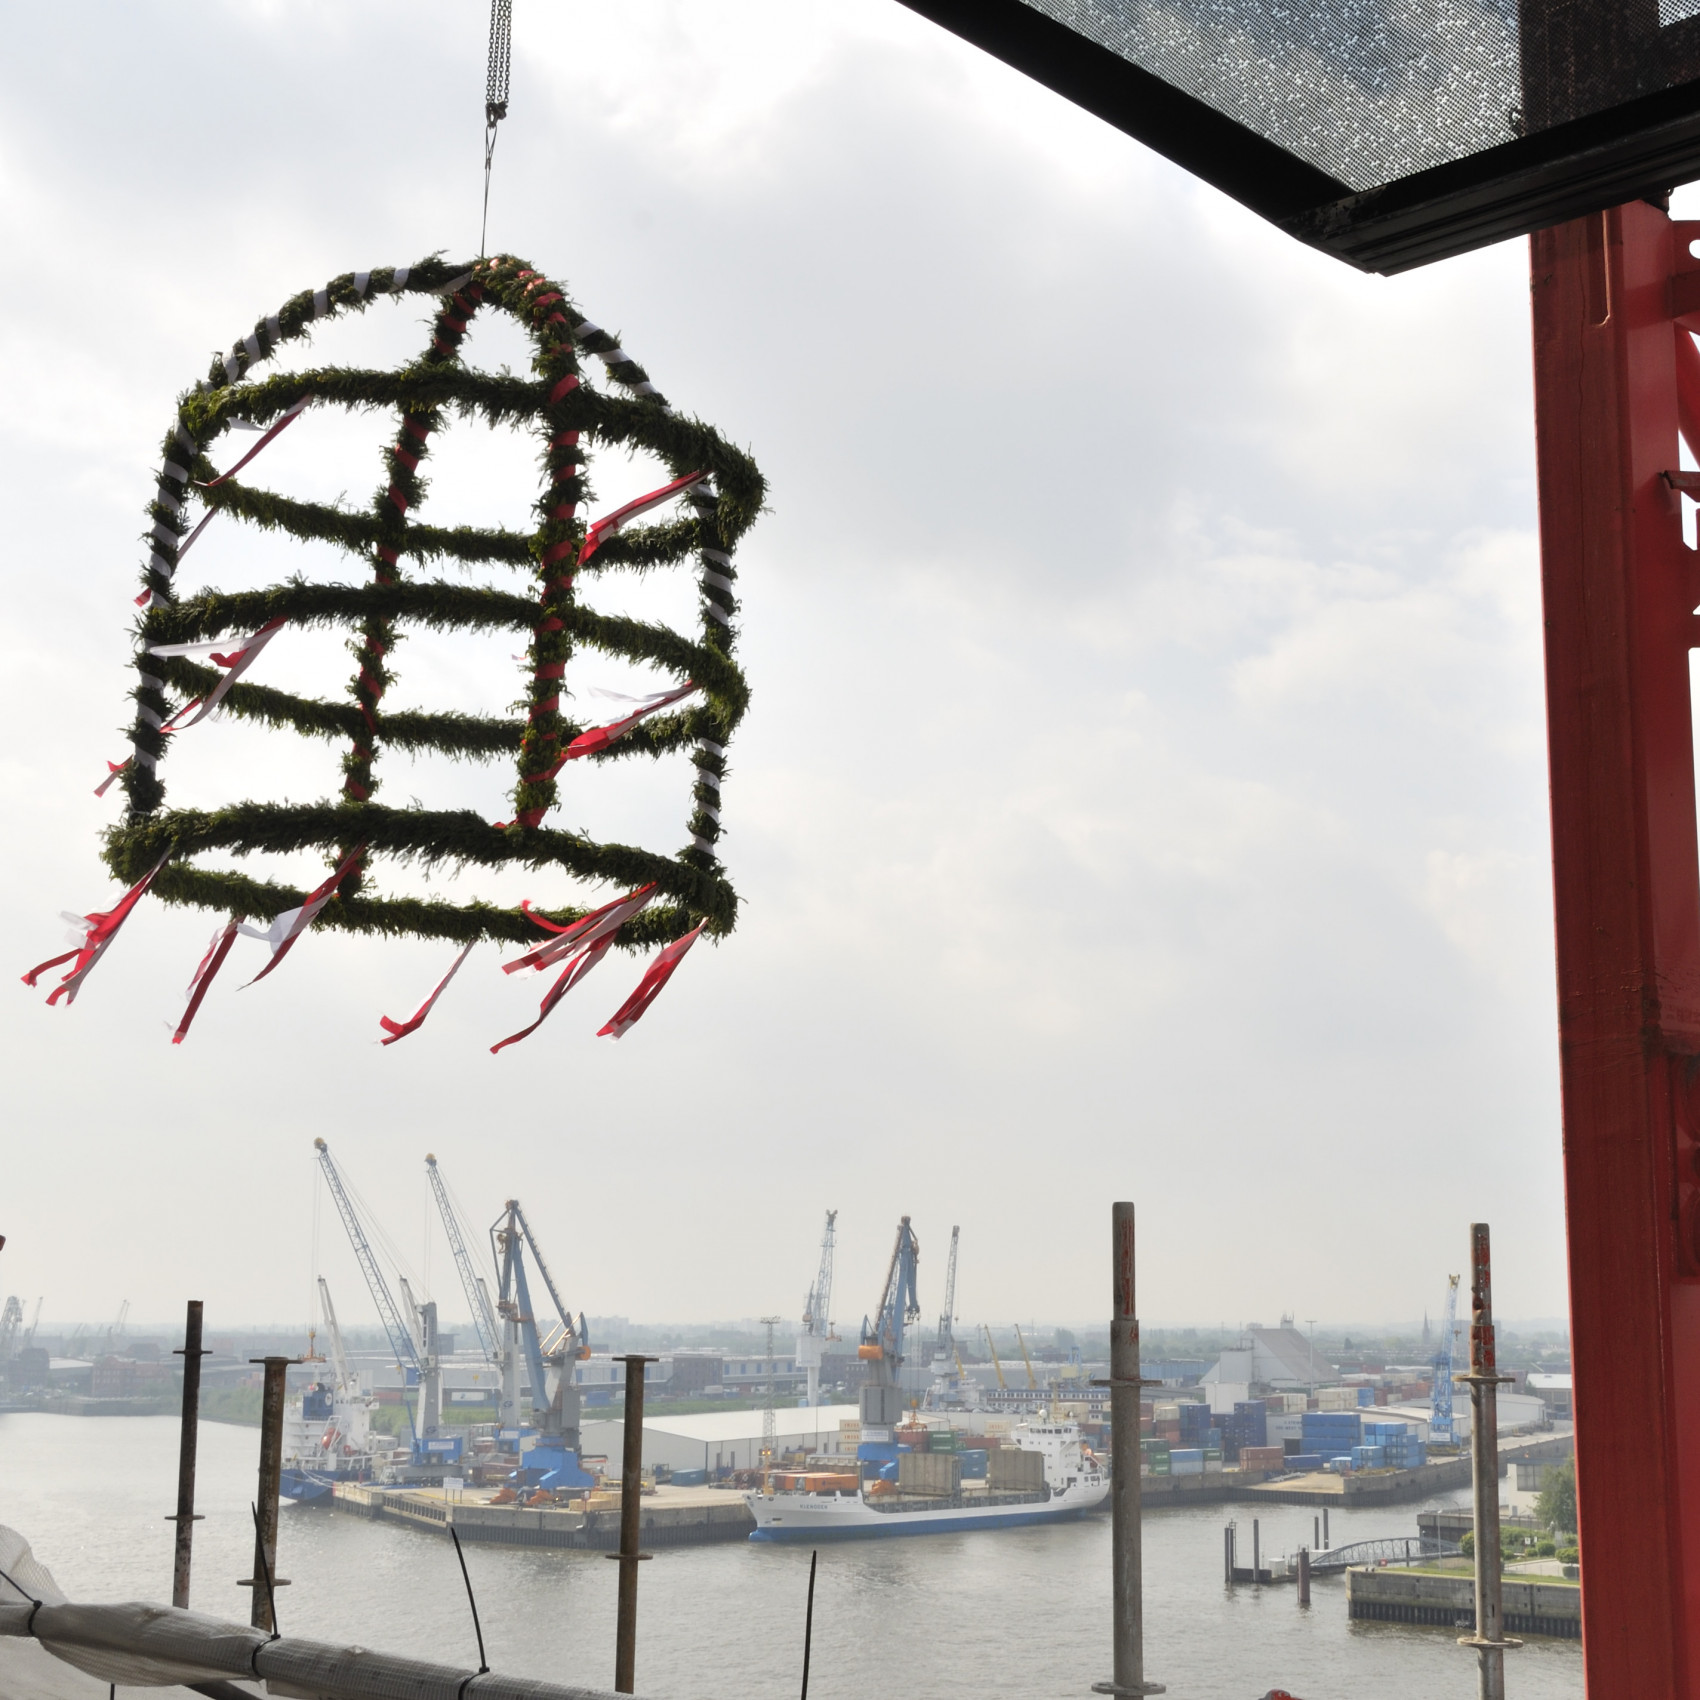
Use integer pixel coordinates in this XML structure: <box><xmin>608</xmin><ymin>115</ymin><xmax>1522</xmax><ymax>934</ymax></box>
<box><xmin>746</xmin><ymin>1418</ymin><xmax>1107</xmax><ymax>1540</ymax></box>
<box><xmin>281</xmin><ymin>1366</ymin><xmax>405</xmax><ymax>1502</ymax></box>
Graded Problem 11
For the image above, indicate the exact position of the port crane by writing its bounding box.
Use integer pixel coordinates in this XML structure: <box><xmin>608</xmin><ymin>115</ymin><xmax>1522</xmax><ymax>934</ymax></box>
<box><xmin>797</xmin><ymin>1208</ymin><xmax>838</xmax><ymax>1406</ymax></box>
<box><xmin>930</xmin><ymin>1226</ymin><xmax>960</xmax><ymax>1371</ymax></box>
<box><xmin>490</xmin><ymin>1199</ymin><xmax>592</xmax><ymax>1482</ymax></box>
<box><xmin>858</xmin><ymin>1216</ymin><xmax>921</xmax><ymax>1436</ymax></box>
<box><xmin>0</xmin><ymin>1297</ymin><xmax>21</xmax><ymax>1362</ymax></box>
<box><xmin>426</xmin><ymin>1154</ymin><xmax>499</xmax><ymax>1363</ymax></box>
<box><xmin>318</xmin><ymin>1277</ymin><xmax>354</xmax><ymax>1393</ymax></box>
<box><xmin>1430</xmin><ymin>1273</ymin><xmax>1461</xmax><ymax>1445</ymax></box>
<box><xmin>1013</xmin><ymin>1322</ymin><xmax>1038</xmax><ymax>1390</ymax></box>
<box><xmin>983</xmin><ymin>1324</ymin><xmax>1008</xmax><ymax>1391</ymax></box>
<box><xmin>313</xmin><ymin>1138</ymin><xmax>440</xmax><ymax>1447</ymax></box>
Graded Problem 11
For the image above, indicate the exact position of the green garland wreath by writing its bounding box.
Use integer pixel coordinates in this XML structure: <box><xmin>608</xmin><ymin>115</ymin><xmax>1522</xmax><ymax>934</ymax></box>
<box><xmin>104</xmin><ymin>255</ymin><xmax>763</xmax><ymax>957</ymax></box>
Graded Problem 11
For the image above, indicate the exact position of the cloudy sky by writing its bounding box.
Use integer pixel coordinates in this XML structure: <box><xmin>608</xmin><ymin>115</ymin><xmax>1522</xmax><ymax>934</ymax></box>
<box><xmin>0</xmin><ymin>1</ymin><xmax>1595</xmax><ymax>1338</ymax></box>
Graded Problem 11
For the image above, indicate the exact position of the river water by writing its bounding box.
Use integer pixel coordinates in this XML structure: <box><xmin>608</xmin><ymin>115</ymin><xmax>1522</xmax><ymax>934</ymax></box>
<box><xmin>0</xmin><ymin>1414</ymin><xmax>1581</xmax><ymax>1700</ymax></box>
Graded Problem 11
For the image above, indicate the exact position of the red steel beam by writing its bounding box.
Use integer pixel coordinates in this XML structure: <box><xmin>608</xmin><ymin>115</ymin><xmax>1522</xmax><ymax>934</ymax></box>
<box><xmin>1532</xmin><ymin>199</ymin><xmax>1700</xmax><ymax>1691</ymax></box>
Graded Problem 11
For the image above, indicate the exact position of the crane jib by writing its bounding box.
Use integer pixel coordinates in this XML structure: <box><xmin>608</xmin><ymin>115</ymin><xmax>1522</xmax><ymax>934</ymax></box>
<box><xmin>313</xmin><ymin>1140</ymin><xmax>419</xmax><ymax>1373</ymax></box>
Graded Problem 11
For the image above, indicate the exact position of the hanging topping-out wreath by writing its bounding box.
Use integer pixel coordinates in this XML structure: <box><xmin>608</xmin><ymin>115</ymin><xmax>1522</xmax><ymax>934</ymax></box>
<box><xmin>24</xmin><ymin>254</ymin><xmax>764</xmax><ymax>1051</ymax></box>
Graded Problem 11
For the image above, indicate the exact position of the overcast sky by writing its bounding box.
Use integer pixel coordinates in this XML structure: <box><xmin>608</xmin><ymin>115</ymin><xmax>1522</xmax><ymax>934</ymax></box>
<box><xmin>0</xmin><ymin>1</ymin><xmax>1602</xmax><ymax>1339</ymax></box>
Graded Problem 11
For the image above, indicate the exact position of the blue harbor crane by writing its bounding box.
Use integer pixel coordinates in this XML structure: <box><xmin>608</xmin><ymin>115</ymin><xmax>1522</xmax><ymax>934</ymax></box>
<box><xmin>425</xmin><ymin>1153</ymin><xmax>500</xmax><ymax>1363</ymax></box>
<box><xmin>490</xmin><ymin>1198</ymin><xmax>593</xmax><ymax>1489</ymax></box>
<box><xmin>313</xmin><ymin>1138</ymin><xmax>452</xmax><ymax>1464</ymax></box>
<box><xmin>856</xmin><ymin>1216</ymin><xmax>921</xmax><ymax>1480</ymax></box>
<box><xmin>1430</xmin><ymin>1272</ymin><xmax>1461</xmax><ymax>1445</ymax></box>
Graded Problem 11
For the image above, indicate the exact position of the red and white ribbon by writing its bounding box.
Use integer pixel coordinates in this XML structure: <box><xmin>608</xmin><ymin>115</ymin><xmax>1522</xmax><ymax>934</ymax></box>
<box><xmin>145</xmin><ymin>616</ymin><xmax>287</xmax><ymax>729</ymax></box>
<box><xmin>171</xmin><ymin>917</ymin><xmax>241</xmax><ymax>1044</ymax></box>
<box><xmin>238</xmin><ymin>845</ymin><xmax>366</xmax><ymax>985</ymax></box>
<box><xmin>94</xmin><ymin>760</ymin><xmax>130</xmax><ymax>798</ymax></box>
<box><xmin>597</xmin><ymin>924</ymin><xmax>704</xmax><ymax>1039</ymax></box>
<box><xmin>136</xmin><ymin>510</ymin><xmax>218</xmax><ymax>608</ymax></box>
<box><xmin>504</xmin><ymin>884</ymin><xmax>657</xmax><ymax>975</ymax></box>
<box><xmin>201</xmin><ymin>398</ymin><xmax>310</xmax><ymax>489</ymax></box>
<box><xmin>564</xmin><ymin>681</ymin><xmax>700</xmax><ymax>762</ymax></box>
<box><xmin>578</xmin><ymin>471</ymin><xmax>707</xmax><ymax>565</ymax></box>
<box><xmin>379</xmin><ymin>940</ymin><xmax>476</xmax><ymax>1045</ymax></box>
<box><xmin>490</xmin><ymin>935</ymin><xmax>614</xmax><ymax>1054</ymax></box>
<box><xmin>22</xmin><ymin>852</ymin><xmax>171</xmax><ymax>1007</ymax></box>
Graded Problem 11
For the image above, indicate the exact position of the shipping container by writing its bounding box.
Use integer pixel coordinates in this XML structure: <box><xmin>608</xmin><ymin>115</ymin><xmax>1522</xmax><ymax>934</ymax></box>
<box><xmin>898</xmin><ymin>1452</ymin><xmax>961</xmax><ymax>1495</ymax></box>
<box><xmin>959</xmin><ymin>1449</ymin><xmax>989</xmax><ymax>1479</ymax></box>
<box><xmin>1287</xmin><ymin>1453</ymin><xmax>1323</xmax><ymax>1470</ymax></box>
<box><xmin>1170</xmin><ymin>1455</ymin><xmax>1204</xmax><ymax>1476</ymax></box>
<box><xmin>988</xmin><ymin>1447</ymin><xmax>1045</xmax><ymax>1491</ymax></box>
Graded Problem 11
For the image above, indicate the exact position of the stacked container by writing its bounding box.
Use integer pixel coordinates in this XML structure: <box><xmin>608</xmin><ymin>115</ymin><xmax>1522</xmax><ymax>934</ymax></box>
<box><xmin>1169</xmin><ymin>1447</ymin><xmax>1205</xmax><ymax>1475</ymax></box>
<box><xmin>1302</xmin><ymin>1410</ymin><xmax>1363</xmax><ymax>1456</ymax></box>
<box><xmin>1362</xmin><ymin>1419</ymin><xmax>1426</xmax><ymax>1469</ymax></box>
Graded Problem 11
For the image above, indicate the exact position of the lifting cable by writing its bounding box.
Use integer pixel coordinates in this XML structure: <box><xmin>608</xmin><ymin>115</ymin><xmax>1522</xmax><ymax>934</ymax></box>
<box><xmin>481</xmin><ymin>0</ymin><xmax>514</xmax><ymax>258</ymax></box>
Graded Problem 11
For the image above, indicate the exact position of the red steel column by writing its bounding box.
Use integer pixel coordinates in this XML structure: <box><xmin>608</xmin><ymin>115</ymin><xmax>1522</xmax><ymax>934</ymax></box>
<box><xmin>1531</xmin><ymin>199</ymin><xmax>1700</xmax><ymax>1693</ymax></box>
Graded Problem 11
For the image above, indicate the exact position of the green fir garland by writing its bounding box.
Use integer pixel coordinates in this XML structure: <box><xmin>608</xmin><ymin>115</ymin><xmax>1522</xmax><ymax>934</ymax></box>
<box><xmin>106</xmin><ymin>255</ymin><xmax>762</xmax><ymax>953</ymax></box>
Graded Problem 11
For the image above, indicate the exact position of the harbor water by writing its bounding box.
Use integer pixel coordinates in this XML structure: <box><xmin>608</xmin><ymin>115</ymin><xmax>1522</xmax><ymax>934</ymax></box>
<box><xmin>0</xmin><ymin>1413</ymin><xmax>1582</xmax><ymax>1700</ymax></box>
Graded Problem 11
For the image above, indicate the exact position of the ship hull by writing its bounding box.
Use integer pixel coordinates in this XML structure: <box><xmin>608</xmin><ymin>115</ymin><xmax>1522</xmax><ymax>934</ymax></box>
<box><xmin>748</xmin><ymin>1480</ymin><xmax>1108</xmax><ymax>1541</ymax></box>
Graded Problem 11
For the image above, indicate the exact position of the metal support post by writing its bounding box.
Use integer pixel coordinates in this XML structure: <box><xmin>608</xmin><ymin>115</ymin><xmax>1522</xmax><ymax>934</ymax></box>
<box><xmin>1322</xmin><ymin>1507</ymin><xmax>1329</xmax><ymax>1551</ymax></box>
<box><xmin>1224</xmin><ymin>1524</ymin><xmax>1234</xmax><ymax>1585</ymax></box>
<box><xmin>1531</xmin><ymin>200</ymin><xmax>1700</xmax><ymax>1695</ymax></box>
<box><xmin>1093</xmin><ymin>1202</ymin><xmax>1162</xmax><ymax>1697</ymax></box>
<box><xmin>1457</xmin><ymin>1224</ymin><xmax>1519</xmax><ymax>1696</ymax></box>
<box><xmin>1297</xmin><ymin>1547</ymin><xmax>1310</xmax><ymax>1608</ymax></box>
<box><xmin>244</xmin><ymin>1356</ymin><xmax>291</xmax><ymax>1632</ymax></box>
<box><xmin>167</xmin><ymin>1300</ymin><xmax>207</xmax><ymax>1608</ymax></box>
<box><xmin>1252</xmin><ymin>1519</ymin><xmax>1260</xmax><ymax>1586</ymax></box>
<box><xmin>609</xmin><ymin>1353</ymin><xmax>656</xmax><ymax>1694</ymax></box>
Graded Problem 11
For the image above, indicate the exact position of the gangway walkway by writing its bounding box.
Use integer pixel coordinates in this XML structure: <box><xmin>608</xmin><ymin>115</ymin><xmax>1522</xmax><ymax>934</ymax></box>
<box><xmin>1305</xmin><ymin>1535</ymin><xmax>1463</xmax><ymax>1575</ymax></box>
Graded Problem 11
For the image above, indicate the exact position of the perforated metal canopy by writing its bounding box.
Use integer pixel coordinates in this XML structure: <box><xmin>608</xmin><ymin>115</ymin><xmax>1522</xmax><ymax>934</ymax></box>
<box><xmin>899</xmin><ymin>0</ymin><xmax>1700</xmax><ymax>271</ymax></box>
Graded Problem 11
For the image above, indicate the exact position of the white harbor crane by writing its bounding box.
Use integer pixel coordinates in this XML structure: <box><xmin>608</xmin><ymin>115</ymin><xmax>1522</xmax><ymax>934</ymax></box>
<box><xmin>0</xmin><ymin>1297</ymin><xmax>22</xmax><ymax>1363</ymax></box>
<box><xmin>425</xmin><ymin>1154</ymin><xmax>500</xmax><ymax>1363</ymax></box>
<box><xmin>796</xmin><ymin>1209</ymin><xmax>838</xmax><ymax>1406</ymax></box>
<box><xmin>318</xmin><ymin>1277</ymin><xmax>354</xmax><ymax>1393</ymax></box>
<box><xmin>313</xmin><ymin>1138</ymin><xmax>438</xmax><ymax>1445</ymax></box>
<box><xmin>930</xmin><ymin>1226</ymin><xmax>960</xmax><ymax>1372</ymax></box>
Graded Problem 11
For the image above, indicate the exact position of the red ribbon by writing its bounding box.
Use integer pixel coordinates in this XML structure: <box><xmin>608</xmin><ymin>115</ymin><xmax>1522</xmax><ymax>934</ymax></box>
<box><xmin>201</xmin><ymin>401</ymin><xmax>309</xmax><ymax>489</ymax></box>
<box><xmin>23</xmin><ymin>853</ymin><xmax>170</xmax><ymax>1007</ymax></box>
<box><xmin>578</xmin><ymin>470</ymin><xmax>707</xmax><ymax>565</ymax></box>
<box><xmin>172</xmin><ymin>918</ymin><xmax>240</xmax><ymax>1044</ymax></box>
<box><xmin>490</xmin><ymin>935</ymin><xmax>614</xmax><ymax>1053</ymax></box>
<box><xmin>598</xmin><ymin>924</ymin><xmax>705</xmax><ymax>1039</ymax></box>
<box><xmin>379</xmin><ymin>940</ymin><xmax>476</xmax><ymax>1045</ymax></box>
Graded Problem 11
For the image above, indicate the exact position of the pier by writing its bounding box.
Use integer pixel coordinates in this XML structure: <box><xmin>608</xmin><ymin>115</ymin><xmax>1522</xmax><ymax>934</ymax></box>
<box><xmin>333</xmin><ymin>1481</ymin><xmax>756</xmax><ymax>1549</ymax></box>
<box><xmin>1346</xmin><ymin>1566</ymin><xmax>1581</xmax><ymax>1640</ymax></box>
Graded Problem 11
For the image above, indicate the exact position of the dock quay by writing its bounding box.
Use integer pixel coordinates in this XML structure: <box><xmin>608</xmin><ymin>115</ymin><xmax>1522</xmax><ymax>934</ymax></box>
<box><xmin>332</xmin><ymin>1482</ymin><xmax>755</xmax><ymax>1549</ymax></box>
<box><xmin>1140</xmin><ymin>1431</ymin><xmax>1572</xmax><ymax>1509</ymax></box>
<box><xmin>1346</xmin><ymin>1564</ymin><xmax>1581</xmax><ymax>1639</ymax></box>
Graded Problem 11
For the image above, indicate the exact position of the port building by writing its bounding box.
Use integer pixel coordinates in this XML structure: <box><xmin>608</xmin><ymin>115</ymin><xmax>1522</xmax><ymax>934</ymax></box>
<box><xmin>578</xmin><ymin>1404</ymin><xmax>858</xmax><ymax>1478</ymax></box>
<box><xmin>1198</xmin><ymin>1319</ymin><xmax>1337</xmax><ymax>1405</ymax></box>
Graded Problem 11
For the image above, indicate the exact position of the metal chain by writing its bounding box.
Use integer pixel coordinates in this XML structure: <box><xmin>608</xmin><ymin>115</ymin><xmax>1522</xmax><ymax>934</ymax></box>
<box><xmin>481</xmin><ymin>0</ymin><xmax>514</xmax><ymax>257</ymax></box>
